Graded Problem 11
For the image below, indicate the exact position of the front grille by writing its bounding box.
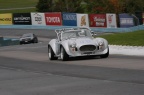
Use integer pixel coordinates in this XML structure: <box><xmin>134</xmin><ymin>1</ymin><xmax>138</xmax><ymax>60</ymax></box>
<box><xmin>80</xmin><ymin>45</ymin><xmax>96</xmax><ymax>52</ymax></box>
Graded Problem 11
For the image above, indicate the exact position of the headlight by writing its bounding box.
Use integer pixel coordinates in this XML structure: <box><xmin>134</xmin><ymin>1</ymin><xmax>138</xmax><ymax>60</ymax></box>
<box><xmin>71</xmin><ymin>42</ymin><xmax>76</xmax><ymax>48</ymax></box>
<box><xmin>98</xmin><ymin>41</ymin><xmax>104</xmax><ymax>46</ymax></box>
<box><xmin>69</xmin><ymin>41</ymin><xmax>77</xmax><ymax>48</ymax></box>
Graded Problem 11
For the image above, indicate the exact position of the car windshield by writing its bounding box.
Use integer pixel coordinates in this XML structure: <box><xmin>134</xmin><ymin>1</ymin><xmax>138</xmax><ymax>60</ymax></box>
<box><xmin>61</xmin><ymin>30</ymin><xmax>92</xmax><ymax>40</ymax></box>
<box><xmin>22</xmin><ymin>33</ymin><xmax>33</xmax><ymax>37</ymax></box>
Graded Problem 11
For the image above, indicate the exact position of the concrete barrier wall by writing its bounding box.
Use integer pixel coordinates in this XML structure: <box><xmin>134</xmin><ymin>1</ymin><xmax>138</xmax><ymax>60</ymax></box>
<box><xmin>0</xmin><ymin>37</ymin><xmax>19</xmax><ymax>47</ymax></box>
<box><xmin>0</xmin><ymin>37</ymin><xmax>3</xmax><ymax>46</ymax></box>
<box><xmin>0</xmin><ymin>25</ymin><xmax>144</xmax><ymax>32</ymax></box>
<box><xmin>91</xmin><ymin>25</ymin><xmax>144</xmax><ymax>32</ymax></box>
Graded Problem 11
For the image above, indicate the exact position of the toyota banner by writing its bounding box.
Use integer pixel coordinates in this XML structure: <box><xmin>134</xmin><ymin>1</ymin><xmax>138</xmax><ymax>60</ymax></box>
<box><xmin>45</xmin><ymin>12</ymin><xmax>62</xmax><ymax>26</ymax></box>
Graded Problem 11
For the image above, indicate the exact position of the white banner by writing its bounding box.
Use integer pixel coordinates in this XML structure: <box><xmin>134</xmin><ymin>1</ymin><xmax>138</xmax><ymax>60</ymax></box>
<box><xmin>106</xmin><ymin>14</ymin><xmax>117</xmax><ymax>28</ymax></box>
<box><xmin>31</xmin><ymin>13</ymin><xmax>46</xmax><ymax>25</ymax></box>
<box><xmin>77</xmin><ymin>14</ymin><xmax>89</xmax><ymax>27</ymax></box>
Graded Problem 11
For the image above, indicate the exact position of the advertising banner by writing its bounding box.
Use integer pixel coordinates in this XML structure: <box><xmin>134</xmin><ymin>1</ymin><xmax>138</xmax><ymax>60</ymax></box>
<box><xmin>13</xmin><ymin>13</ymin><xmax>31</xmax><ymax>25</ymax></box>
<box><xmin>89</xmin><ymin>14</ymin><xmax>106</xmax><ymax>27</ymax></box>
<box><xmin>143</xmin><ymin>13</ymin><xmax>144</xmax><ymax>25</ymax></box>
<box><xmin>106</xmin><ymin>14</ymin><xmax>117</xmax><ymax>28</ymax></box>
<box><xmin>0</xmin><ymin>13</ymin><xmax>12</xmax><ymax>25</ymax></box>
<box><xmin>77</xmin><ymin>14</ymin><xmax>89</xmax><ymax>27</ymax></box>
<box><xmin>119</xmin><ymin>13</ymin><xmax>134</xmax><ymax>28</ymax></box>
<box><xmin>45</xmin><ymin>12</ymin><xmax>62</xmax><ymax>26</ymax></box>
<box><xmin>135</xmin><ymin>12</ymin><xmax>143</xmax><ymax>25</ymax></box>
<box><xmin>62</xmin><ymin>13</ymin><xmax>77</xmax><ymax>26</ymax></box>
<box><xmin>31</xmin><ymin>13</ymin><xmax>46</xmax><ymax>25</ymax></box>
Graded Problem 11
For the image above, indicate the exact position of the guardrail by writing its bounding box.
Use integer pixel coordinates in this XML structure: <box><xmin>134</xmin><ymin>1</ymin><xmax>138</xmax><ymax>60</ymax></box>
<box><xmin>0</xmin><ymin>25</ymin><xmax>144</xmax><ymax>32</ymax></box>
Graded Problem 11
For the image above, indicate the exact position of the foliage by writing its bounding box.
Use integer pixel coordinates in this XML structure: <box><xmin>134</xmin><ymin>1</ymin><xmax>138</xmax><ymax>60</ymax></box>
<box><xmin>0</xmin><ymin>0</ymin><xmax>144</xmax><ymax>14</ymax></box>
<box><xmin>123</xmin><ymin>0</ymin><xmax>144</xmax><ymax>13</ymax></box>
<box><xmin>83</xmin><ymin>0</ymin><xmax>110</xmax><ymax>13</ymax></box>
<box><xmin>83</xmin><ymin>0</ymin><xmax>144</xmax><ymax>14</ymax></box>
<box><xmin>53</xmin><ymin>0</ymin><xmax>83</xmax><ymax>12</ymax></box>
<box><xmin>36</xmin><ymin>0</ymin><xmax>84</xmax><ymax>13</ymax></box>
<box><xmin>36</xmin><ymin>0</ymin><xmax>53</xmax><ymax>12</ymax></box>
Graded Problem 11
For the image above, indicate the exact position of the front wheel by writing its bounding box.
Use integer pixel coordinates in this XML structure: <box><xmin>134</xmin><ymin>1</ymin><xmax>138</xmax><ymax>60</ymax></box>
<box><xmin>100</xmin><ymin>47</ymin><xmax>109</xmax><ymax>58</ymax></box>
<box><xmin>60</xmin><ymin>46</ymin><xmax>69</xmax><ymax>61</ymax></box>
<box><xmin>48</xmin><ymin>46</ymin><xmax>58</xmax><ymax>60</ymax></box>
<box><xmin>33</xmin><ymin>38</ymin><xmax>38</xmax><ymax>43</ymax></box>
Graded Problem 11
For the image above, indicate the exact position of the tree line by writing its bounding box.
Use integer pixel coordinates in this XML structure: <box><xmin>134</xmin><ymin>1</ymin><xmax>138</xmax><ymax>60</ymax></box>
<box><xmin>36</xmin><ymin>0</ymin><xmax>144</xmax><ymax>14</ymax></box>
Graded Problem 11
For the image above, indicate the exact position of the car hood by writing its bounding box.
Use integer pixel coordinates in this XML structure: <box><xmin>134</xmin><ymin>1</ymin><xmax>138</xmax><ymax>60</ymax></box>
<box><xmin>20</xmin><ymin>37</ymin><xmax>33</xmax><ymax>40</ymax></box>
<box><xmin>69</xmin><ymin>37</ymin><xmax>96</xmax><ymax>47</ymax></box>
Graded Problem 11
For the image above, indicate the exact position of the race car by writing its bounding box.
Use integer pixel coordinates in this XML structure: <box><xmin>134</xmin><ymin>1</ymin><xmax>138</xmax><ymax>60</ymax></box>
<box><xmin>48</xmin><ymin>28</ymin><xmax>109</xmax><ymax>61</ymax></box>
<box><xmin>20</xmin><ymin>33</ymin><xmax>38</xmax><ymax>45</ymax></box>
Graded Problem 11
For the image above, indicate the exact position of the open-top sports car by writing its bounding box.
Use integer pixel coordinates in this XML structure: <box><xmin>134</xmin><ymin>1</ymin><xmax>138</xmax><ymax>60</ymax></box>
<box><xmin>48</xmin><ymin>28</ymin><xmax>109</xmax><ymax>61</ymax></box>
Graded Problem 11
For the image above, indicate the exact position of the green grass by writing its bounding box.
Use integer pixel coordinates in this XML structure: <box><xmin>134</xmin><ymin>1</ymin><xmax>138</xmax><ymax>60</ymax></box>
<box><xmin>98</xmin><ymin>30</ymin><xmax>144</xmax><ymax>46</ymax></box>
<box><xmin>0</xmin><ymin>0</ymin><xmax>38</xmax><ymax>13</ymax></box>
<box><xmin>0</xmin><ymin>8</ymin><xmax>36</xmax><ymax>13</ymax></box>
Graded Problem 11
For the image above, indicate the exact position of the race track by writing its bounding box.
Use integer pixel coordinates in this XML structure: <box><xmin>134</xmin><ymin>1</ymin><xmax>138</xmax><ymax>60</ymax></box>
<box><xmin>0</xmin><ymin>28</ymin><xmax>144</xmax><ymax>95</ymax></box>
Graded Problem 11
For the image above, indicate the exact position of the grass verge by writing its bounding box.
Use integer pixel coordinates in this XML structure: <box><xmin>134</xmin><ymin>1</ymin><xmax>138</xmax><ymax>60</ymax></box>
<box><xmin>98</xmin><ymin>30</ymin><xmax>144</xmax><ymax>46</ymax></box>
<box><xmin>0</xmin><ymin>0</ymin><xmax>38</xmax><ymax>13</ymax></box>
<box><xmin>0</xmin><ymin>8</ymin><xmax>36</xmax><ymax>13</ymax></box>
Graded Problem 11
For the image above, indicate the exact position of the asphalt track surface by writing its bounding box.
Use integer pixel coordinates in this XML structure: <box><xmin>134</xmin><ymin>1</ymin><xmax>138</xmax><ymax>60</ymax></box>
<box><xmin>0</xmin><ymin>29</ymin><xmax>144</xmax><ymax>95</ymax></box>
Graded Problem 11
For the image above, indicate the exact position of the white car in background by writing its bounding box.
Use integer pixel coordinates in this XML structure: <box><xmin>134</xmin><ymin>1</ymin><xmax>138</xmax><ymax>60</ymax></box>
<box><xmin>48</xmin><ymin>28</ymin><xmax>109</xmax><ymax>61</ymax></box>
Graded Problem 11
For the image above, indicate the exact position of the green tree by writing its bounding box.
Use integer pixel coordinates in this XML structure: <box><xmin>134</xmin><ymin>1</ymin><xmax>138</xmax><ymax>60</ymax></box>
<box><xmin>83</xmin><ymin>0</ymin><xmax>112</xmax><ymax>13</ymax></box>
<box><xmin>53</xmin><ymin>0</ymin><xmax>84</xmax><ymax>12</ymax></box>
<box><xmin>83</xmin><ymin>0</ymin><xmax>144</xmax><ymax>14</ymax></box>
<box><xmin>36</xmin><ymin>0</ymin><xmax>84</xmax><ymax>13</ymax></box>
<box><xmin>36</xmin><ymin>0</ymin><xmax>144</xmax><ymax>13</ymax></box>
<box><xmin>36</xmin><ymin>0</ymin><xmax>53</xmax><ymax>12</ymax></box>
<box><xmin>123</xmin><ymin>0</ymin><xmax>144</xmax><ymax>13</ymax></box>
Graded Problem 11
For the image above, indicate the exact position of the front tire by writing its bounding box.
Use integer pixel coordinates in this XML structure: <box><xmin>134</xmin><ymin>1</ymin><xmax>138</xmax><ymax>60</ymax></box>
<box><xmin>60</xmin><ymin>46</ymin><xmax>69</xmax><ymax>61</ymax></box>
<box><xmin>48</xmin><ymin>46</ymin><xmax>58</xmax><ymax>60</ymax></box>
<box><xmin>100</xmin><ymin>47</ymin><xmax>109</xmax><ymax>58</ymax></box>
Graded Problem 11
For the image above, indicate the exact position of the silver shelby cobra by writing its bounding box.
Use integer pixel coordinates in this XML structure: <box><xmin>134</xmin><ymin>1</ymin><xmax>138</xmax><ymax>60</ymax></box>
<box><xmin>48</xmin><ymin>28</ymin><xmax>109</xmax><ymax>61</ymax></box>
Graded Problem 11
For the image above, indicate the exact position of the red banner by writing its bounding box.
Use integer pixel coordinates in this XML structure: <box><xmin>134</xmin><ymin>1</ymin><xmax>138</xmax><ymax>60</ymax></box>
<box><xmin>89</xmin><ymin>14</ymin><xmax>107</xmax><ymax>27</ymax></box>
<box><xmin>45</xmin><ymin>13</ymin><xmax>62</xmax><ymax>26</ymax></box>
